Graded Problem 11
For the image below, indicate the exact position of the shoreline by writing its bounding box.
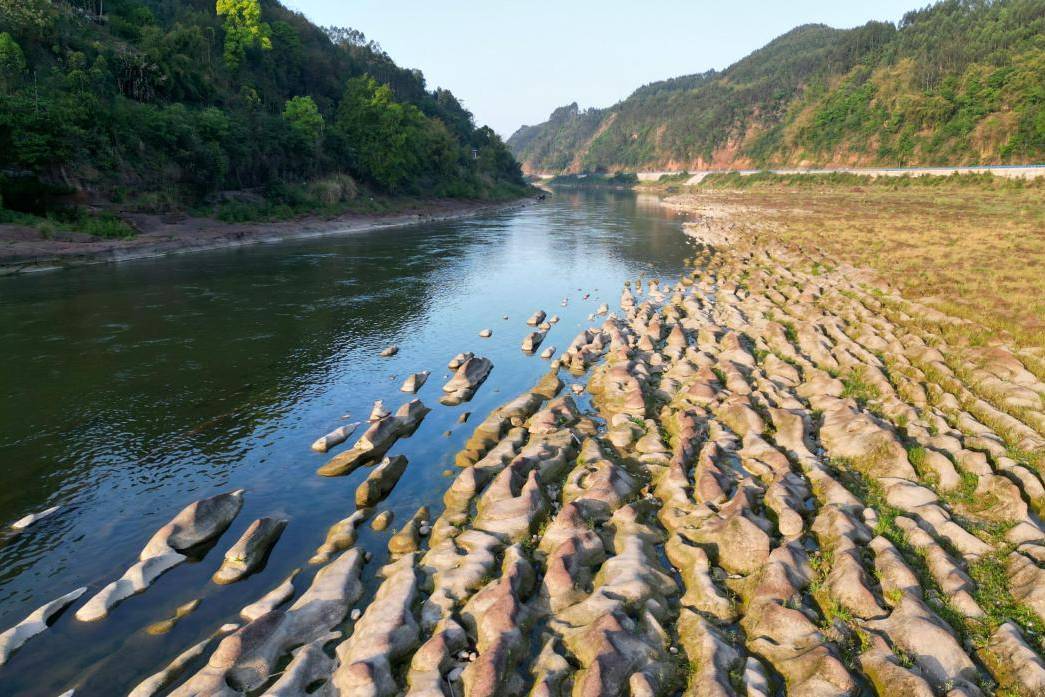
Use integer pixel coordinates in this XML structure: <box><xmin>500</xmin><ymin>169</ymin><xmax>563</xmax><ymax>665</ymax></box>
<box><xmin>0</xmin><ymin>197</ymin><xmax>534</xmax><ymax>276</ymax></box>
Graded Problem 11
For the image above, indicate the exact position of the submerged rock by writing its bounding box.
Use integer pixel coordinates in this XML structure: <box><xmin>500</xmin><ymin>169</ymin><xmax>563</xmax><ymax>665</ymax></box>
<box><xmin>76</xmin><ymin>490</ymin><xmax>244</xmax><ymax>622</ymax></box>
<box><xmin>212</xmin><ymin>517</ymin><xmax>287</xmax><ymax>585</ymax></box>
<box><xmin>146</xmin><ymin>599</ymin><xmax>201</xmax><ymax>635</ymax></box>
<box><xmin>379</xmin><ymin>345</ymin><xmax>398</xmax><ymax>357</ymax></box>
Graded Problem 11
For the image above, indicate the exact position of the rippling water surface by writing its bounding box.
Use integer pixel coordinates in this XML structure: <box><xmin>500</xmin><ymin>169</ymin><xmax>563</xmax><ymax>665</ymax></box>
<box><xmin>0</xmin><ymin>189</ymin><xmax>693</xmax><ymax>695</ymax></box>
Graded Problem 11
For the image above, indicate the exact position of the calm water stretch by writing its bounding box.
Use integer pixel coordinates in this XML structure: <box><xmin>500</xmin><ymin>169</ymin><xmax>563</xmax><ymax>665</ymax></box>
<box><xmin>0</xmin><ymin>190</ymin><xmax>693</xmax><ymax>696</ymax></box>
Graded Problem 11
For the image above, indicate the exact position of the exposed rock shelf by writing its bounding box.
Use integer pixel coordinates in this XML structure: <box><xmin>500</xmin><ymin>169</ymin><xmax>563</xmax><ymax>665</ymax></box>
<box><xmin>8</xmin><ymin>229</ymin><xmax>1045</xmax><ymax>696</ymax></box>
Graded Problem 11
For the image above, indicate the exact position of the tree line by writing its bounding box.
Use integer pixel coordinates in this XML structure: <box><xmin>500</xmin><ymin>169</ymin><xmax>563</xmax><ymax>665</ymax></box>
<box><xmin>0</xmin><ymin>0</ymin><xmax>526</xmax><ymax>220</ymax></box>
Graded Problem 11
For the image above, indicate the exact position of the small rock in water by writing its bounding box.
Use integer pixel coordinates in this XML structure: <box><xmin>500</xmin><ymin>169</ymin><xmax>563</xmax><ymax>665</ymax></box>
<box><xmin>502</xmin><ymin>314</ymin><xmax>509</xmax><ymax>320</ymax></box>
<box><xmin>371</xmin><ymin>510</ymin><xmax>393</xmax><ymax>531</ymax></box>
<box><xmin>350</xmin><ymin>608</ymin><xmax>362</xmax><ymax>621</ymax></box>
<box><xmin>11</xmin><ymin>505</ymin><xmax>60</xmax><ymax>530</ymax></box>
<box><xmin>443</xmin><ymin>430</ymin><xmax>452</xmax><ymax>437</ymax></box>
<box><xmin>363</xmin><ymin>550</ymin><xmax>373</xmax><ymax>562</ymax></box>
<box><xmin>379</xmin><ymin>345</ymin><xmax>398</xmax><ymax>357</ymax></box>
<box><xmin>458</xmin><ymin>411</ymin><xmax>471</xmax><ymax>423</ymax></box>
<box><xmin>310</xmin><ymin>422</ymin><xmax>360</xmax><ymax>453</ymax></box>
<box><xmin>527</xmin><ymin>310</ymin><xmax>546</xmax><ymax>326</ymax></box>
<box><xmin>448</xmin><ymin>667</ymin><xmax>464</xmax><ymax>682</ymax></box>
<box><xmin>549</xmin><ymin>315</ymin><xmax>560</xmax><ymax>323</ymax></box>
<box><xmin>400</xmin><ymin>370</ymin><xmax>430</xmax><ymax>393</ymax></box>
<box><xmin>587</xmin><ymin>313</ymin><xmax>595</xmax><ymax>321</ymax></box>
<box><xmin>540</xmin><ymin>346</ymin><xmax>556</xmax><ymax>360</ymax></box>
<box><xmin>418</xmin><ymin>525</ymin><xmax>431</xmax><ymax>536</ymax></box>
<box><xmin>571</xmin><ymin>384</ymin><xmax>584</xmax><ymax>394</ymax></box>
<box><xmin>447</xmin><ymin>351</ymin><xmax>474</xmax><ymax>370</ymax></box>
<box><xmin>669</xmin><ymin>646</ymin><xmax>679</xmax><ymax>655</ymax></box>
<box><xmin>479</xmin><ymin>328</ymin><xmax>492</xmax><ymax>338</ymax></box>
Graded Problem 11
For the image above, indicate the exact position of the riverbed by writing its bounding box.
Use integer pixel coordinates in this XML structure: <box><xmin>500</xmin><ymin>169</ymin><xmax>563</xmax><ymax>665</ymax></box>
<box><xmin>0</xmin><ymin>189</ymin><xmax>692</xmax><ymax>695</ymax></box>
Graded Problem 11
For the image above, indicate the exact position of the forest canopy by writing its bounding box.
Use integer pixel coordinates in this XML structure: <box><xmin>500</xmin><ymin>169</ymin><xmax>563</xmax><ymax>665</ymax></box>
<box><xmin>0</xmin><ymin>0</ymin><xmax>526</xmax><ymax>218</ymax></box>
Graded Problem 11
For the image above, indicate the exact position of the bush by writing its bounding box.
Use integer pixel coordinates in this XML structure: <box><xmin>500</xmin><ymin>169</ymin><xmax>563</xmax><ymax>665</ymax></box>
<box><xmin>79</xmin><ymin>213</ymin><xmax>136</xmax><ymax>238</ymax></box>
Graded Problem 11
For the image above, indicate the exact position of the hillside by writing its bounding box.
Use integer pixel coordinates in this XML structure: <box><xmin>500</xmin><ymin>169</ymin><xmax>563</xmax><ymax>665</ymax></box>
<box><xmin>0</xmin><ymin>0</ymin><xmax>526</xmax><ymax>228</ymax></box>
<box><xmin>508</xmin><ymin>0</ymin><xmax>1045</xmax><ymax>173</ymax></box>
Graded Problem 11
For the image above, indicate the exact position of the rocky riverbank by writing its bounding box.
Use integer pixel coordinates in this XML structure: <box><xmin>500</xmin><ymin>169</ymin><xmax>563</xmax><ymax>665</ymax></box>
<box><xmin>5</xmin><ymin>219</ymin><xmax>1045</xmax><ymax>695</ymax></box>
<box><xmin>0</xmin><ymin>197</ymin><xmax>533</xmax><ymax>275</ymax></box>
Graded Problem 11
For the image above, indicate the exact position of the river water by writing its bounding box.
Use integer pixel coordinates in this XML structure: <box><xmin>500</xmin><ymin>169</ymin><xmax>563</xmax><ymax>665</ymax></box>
<box><xmin>0</xmin><ymin>190</ymin><xmax>693</xmax><ymax>695</ymax></box>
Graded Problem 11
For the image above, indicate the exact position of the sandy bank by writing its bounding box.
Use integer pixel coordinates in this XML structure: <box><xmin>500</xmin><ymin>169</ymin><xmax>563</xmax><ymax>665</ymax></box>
<box><xmin>0</xmin><ymin>197</ymin><xmax>533</xmax><ymax>275</ymax></box>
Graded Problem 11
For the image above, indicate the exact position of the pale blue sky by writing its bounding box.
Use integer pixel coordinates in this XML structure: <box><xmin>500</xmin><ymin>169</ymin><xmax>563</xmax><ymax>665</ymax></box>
<box><xmin>282</xmin><ymin>0</ymin><xmax>927</xmax><ymax>137</ymax></box>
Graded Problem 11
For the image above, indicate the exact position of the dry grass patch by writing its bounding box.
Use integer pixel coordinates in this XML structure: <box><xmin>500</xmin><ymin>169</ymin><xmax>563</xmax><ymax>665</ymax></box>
<box><xmin>666</xmin><ymin>182</ymin><xmax>1044</xmax><ymax>349</ymax></box>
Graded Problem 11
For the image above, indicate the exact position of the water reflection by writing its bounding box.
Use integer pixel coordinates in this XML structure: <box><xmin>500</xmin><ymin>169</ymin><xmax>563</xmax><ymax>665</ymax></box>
<box><xmin>0</xmin><ymin>189</ymin><xmax>691</xmax><ymax>695</ymax></box>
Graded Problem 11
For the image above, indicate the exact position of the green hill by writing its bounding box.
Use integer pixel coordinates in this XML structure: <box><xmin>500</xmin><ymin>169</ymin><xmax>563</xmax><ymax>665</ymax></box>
<box><xmin>508</xmin><ymin>0</ymin><xmax>1045</xmax><ymax>173</ymax></box>
<box><xmin>0</xmin><ymin>0</ymin><xmax>525</xmax><ymax>225</ymax></box>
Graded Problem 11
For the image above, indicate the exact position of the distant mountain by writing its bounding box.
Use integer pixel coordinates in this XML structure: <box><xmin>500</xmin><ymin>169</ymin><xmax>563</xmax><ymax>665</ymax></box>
<box><xmin>509</xmin><ymin>0</ymin><xmax>1045</xmax><ymax>173</ymax></box>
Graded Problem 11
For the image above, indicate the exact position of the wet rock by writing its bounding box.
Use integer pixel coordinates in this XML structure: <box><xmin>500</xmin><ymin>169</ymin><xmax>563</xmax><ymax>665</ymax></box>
<box><xmin>440</xmin><ymin>356</ymin><xmax>493</xmax><ymax>406</ymax></box>
<box><xmin>318</xmin><ymin>400</ymin><xmax>429</xmax><ymax>476</ymax></box>
<box><xmin>0</xmin><ymin>587</ymin><xmax>86</xmax><ymax>666</ymax></box>
<box><xmin>76</xmin><ymin>490</ymin><xmax>244</xmax><ymax>622</ymax></box>
<box><xmin>310</xmin><ymin>510</ymin><xmax>366</xmax><ymax>565</ymax></box>
<box><xmin>540</xmin><ymin>345</ymin><xmax>556</xmax><ymax>360</ymax></box>
<box><xmin>371</xmin><ymin>510</ymin><xmax>393</xmax><ymax>531</ymax></box>
<box><xmin>240</xmin><ymin>569</ymin><xmax>300</xmax><ymax>622</ymax></box>
<box><xmin>311</xmin><ymin>422</ymin><xmax>360</xmax><ymax>453</ymax></box>
<box><xmin>213</xmin><ymin>517</ymin><xmax>287</xmax><ymax>585</ymax></box>
<box><xmin>128</xmin><ymin>623</ymin><xmax>240</xmax><ymax>697</ymax></box>
<box><xmin>448</xmin><ymin>351</ymin><xmax>474</xmax><ymax>369</ymax></box>
<box><xmin>522</xmin><ymin>331</ymin><xmax>547</xmax><ymax>353</ymax></box>
<box><xmin>356</xmin><ymin>454</ymin><xmax>409</xmax><ymax>507</ymax></box>
<box><xmin>479</xmin><ymin>329</ymin><xmax>492</xmax><ymax>338</ymax></box>
<box><xmin>169</xmin><ymin>547</ymin><xmax>364</xmax><ymax>696</ymax></box>
<box><xmin>528</xmin><ymin>310</ymin><xmax>547</xmax><ymax>326</ymax></box>
<box><xmin>389</xmin><ymin>506</ymin><xmax>429</xmax><ymax>555</ymax></box>
<box><xmin>379</xmin><ymin>345</ymin><xmax>398</xmax><ymax>357</ymax></box>
<box><xmin>10</xmin><ymin>505</ymin><xmax>61</xmax><ymax>530</ymax></box>
<box><xmin>400</xmin><ymin>371</ymin><xmax>430</xmax><ymax>393</ymax></box>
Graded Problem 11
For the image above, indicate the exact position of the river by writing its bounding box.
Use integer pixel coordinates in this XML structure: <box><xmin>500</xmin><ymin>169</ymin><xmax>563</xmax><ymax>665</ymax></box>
<box><xmin>0</xmin><ymin>189</ymin><xmax>693</xmax><ymax>695</ymax></box>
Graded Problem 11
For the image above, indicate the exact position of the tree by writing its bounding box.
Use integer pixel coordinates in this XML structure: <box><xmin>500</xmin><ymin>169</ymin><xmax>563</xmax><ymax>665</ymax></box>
<box><xmin>0</xmin><ymin>32</ymin><xmax>26</xmax><ymax>91</ymax></box>
<box><xmin>283</xmin><ymin>95</ymin><xmax>323</xmax><ymax>146</ymax></box>
<box><xmin>215</xmin><ymin>0</ymin><xmax>271</xmax><ymax>71</ymax></box>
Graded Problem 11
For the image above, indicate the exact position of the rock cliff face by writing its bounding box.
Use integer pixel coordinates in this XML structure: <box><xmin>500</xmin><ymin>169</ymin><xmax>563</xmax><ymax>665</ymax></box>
<box><xmin>69</xmin><ymin>223</ymin><xmax>1045</xmax><ymax>694</ymax></box>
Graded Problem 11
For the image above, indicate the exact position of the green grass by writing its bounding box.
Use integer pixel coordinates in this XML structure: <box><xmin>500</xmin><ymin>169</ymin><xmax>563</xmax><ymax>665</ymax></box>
<box><xmin>0</xmin><ymin>206</ymin><xmax>137</xmax><ymax>239</ymax></box>
<box><xmin>840</xmin><ymin>368</ymin><xmax>881</xmax><ymax>408</ymax></box>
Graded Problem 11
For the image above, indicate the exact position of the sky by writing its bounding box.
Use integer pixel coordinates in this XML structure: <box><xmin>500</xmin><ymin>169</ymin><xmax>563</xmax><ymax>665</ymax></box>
<box><xmin>282</xmin><ymin>0</ymin><xmax>927</xmax><ymax>138</ymax></box>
